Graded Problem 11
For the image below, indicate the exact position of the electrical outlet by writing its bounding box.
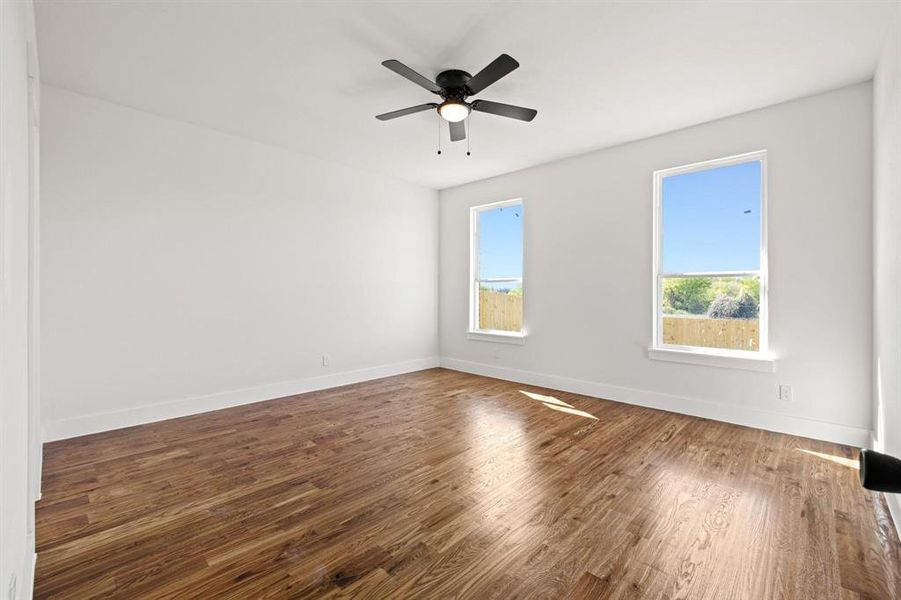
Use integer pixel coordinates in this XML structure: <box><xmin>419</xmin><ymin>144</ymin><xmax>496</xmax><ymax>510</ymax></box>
<box><xmin>779</xmin><ymin>384</ymin><xmax>793</xmax><ymax>402</ymax></box>
<box><xmin>321</xmin><ymin>354</ymin><xmax>329</xmax><ymax>367</ymax></box>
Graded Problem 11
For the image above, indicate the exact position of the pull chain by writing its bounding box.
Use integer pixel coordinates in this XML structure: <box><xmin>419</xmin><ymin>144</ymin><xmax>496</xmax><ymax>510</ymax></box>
<box><xmin>466</xmin><ymin>115</ymin><xmax>471</xmax><ymax>156</ymax></box>
<box><xmin>436</xmin><ymin>112</ymin><xmax>442</xmax><ymax>155</ymax></box>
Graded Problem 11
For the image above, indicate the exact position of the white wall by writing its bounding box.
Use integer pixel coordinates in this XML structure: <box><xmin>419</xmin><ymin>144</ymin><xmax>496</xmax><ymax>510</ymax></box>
<box><xmin>1</xmin><ymin>2</ymin><xmax>40</xmax><ymax>599</ymax></box>
<box><xmin>440</xmin><ymin>83</ymin><xmax>874</xmax><ymax>447</ymax></box>
<box><xmin>41</xmin><ymin>86</ymin><xmax>438</xmax><ymax>439</ymax></box>
<box><xmin>873</xmin><ymin>7</ymin><xmax>901</xmax><ymax>525</ymax></box>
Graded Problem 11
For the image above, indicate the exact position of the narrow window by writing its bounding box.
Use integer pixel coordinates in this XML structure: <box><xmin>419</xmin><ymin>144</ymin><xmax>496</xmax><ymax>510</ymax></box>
<box><xmin>470</xmin><ymin>199</ymin><xmax>524</xmax><ymax>337</ymax></box>
<box><xmin>653</xmin><ymin>152</ymin><xmax>767</xmax><ymax>355</ymax></box>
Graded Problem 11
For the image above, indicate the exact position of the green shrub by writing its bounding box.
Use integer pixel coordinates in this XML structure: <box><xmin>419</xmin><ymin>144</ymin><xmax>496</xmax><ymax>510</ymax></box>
<box><xmin>708</xmin><ymin>292</ymin><xmax>758</xmax><ymax>319</ymax></box>
<box><xmin>663</xmin><ymin>277</ymin><xmax>712</xmax><ymax>315</ymax></box>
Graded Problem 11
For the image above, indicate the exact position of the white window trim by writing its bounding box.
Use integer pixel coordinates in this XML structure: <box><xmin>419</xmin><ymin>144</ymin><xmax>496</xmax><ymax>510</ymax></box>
<box><xmin>467</xmin><ymin>330</ymin><xmax>526</xmax><ymax>345</ymax></box>
<box><xmin>650</xmin><ymin>150</ymin><xmax>774</xmax><ymax>371</ymax></box>
<box><xmin>468</xmin><ymin>198</ymin><xmax>526</xmax><ymax>342</ymax></box>
<box><xmin>647</xmin><ymin>347</ymin><xmax>775</xmax><ymax>373</ymax></box>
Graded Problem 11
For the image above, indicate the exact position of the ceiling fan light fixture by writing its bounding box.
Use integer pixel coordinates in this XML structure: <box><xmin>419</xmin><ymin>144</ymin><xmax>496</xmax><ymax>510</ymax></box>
<box><xmin>438</xmin><ymin>100</ymin><xmax>470</xmax><ymax>122</ymax></box>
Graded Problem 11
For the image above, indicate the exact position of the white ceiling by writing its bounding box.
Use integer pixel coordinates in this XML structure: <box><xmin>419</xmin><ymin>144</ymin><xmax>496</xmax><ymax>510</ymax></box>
<box><xmin>35</xmin><ymin>1</ymin><xmax>894</xmax><ymax>190</ymax></box>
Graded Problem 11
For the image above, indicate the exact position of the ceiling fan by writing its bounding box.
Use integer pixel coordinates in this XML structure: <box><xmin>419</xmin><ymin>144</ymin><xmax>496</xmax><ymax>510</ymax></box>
<box><xmin>375</xmin><ymin>54</ymin><xmax>537</xmax><ymax>144</ymax></box>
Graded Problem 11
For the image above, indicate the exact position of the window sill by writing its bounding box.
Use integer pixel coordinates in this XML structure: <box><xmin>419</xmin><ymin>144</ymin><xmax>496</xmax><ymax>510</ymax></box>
<box><xmin>467</xmin><ymin>330</ymin><xmax>527</xmax><ymax>345</ymax></box>
<box><xmin>648</xmin><ymin>346</ymin><xmax>775</xmax><ymax>373</ymax></box>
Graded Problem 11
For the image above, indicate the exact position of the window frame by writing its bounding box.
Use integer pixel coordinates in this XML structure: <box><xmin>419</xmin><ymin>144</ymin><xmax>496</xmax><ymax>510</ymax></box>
<box><xmin>468</xmin><ymin>198</ymin><xmax>525</xmax><ymax>343</ymax></box>
<box><xmin>650</xmin><ymin>150</ymin><xmax>772</xmax><ymax>369</ymax></box>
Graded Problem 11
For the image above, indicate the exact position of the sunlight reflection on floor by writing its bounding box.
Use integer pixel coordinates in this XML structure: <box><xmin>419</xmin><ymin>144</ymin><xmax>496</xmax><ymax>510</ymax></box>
<box><xmin>520</xmin><ymin>390</ymin><xmax>598</xmax><ymax>420</ymax></box>
<box><xmin>797</xmin><ymin>448</ymin><xmax>859</xmax><ymax>469</ymax></box>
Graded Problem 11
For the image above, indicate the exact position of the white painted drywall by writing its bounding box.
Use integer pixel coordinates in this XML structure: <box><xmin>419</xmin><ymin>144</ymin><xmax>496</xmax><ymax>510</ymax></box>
<box><xmin>873</xmin><ymin>7</ymin><xmax>901</xmax><ymax>525</ymax></box>
<box><xmin>440</xmin><ymin>84</ymin><xmax>874</xmax><ymax>446</ymax></box>
<box><xmin>1</xmin><ymin>1</ymin><xmax>40</xmax><ymax>598</ymax></box>
<box><xmin>40</xmin><ymin>86</ymin><xmax>438</xmax><ymax>435</ymax></box>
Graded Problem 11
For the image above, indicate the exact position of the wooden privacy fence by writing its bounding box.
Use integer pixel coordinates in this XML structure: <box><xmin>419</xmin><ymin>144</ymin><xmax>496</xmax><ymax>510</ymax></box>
<box><xmin>662</xmin><ymin>315</ymin><xmax>759</xmax><ymax>351</ymax></box>
<box><xmin>478</xmin><ymin>292</ymin><xmax>757</xmax><ymax>350</ymax></box>
<box><xmin>479</xmin><ymin>290</ymin><xmax>523</xmax><ymax>331</ymax></box>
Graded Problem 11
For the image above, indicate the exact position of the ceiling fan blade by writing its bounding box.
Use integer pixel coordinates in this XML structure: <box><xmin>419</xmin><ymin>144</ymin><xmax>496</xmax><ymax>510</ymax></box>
<box><xmin>471</xmin><ymin>100</ymin><xmax>537</xmax><ymax>122</ymax></box>
<box><xmin>465</xmin><ymin>54</ymin><xmax>519</xmax><ymax>95</ymax></box>
<box><xmin>449</xmin><ymin>120</ymin><xmax>466</xmax><ymax>142</ymax></box>
<box><xmin>381</xmin><ymin>59</ymin><xmax>442</xmax><ymax>94</ymax></box>
<box><xmin>376</xmin><ymin>103</ymin><xmax>437</xmax><ymax>121</ymax></box>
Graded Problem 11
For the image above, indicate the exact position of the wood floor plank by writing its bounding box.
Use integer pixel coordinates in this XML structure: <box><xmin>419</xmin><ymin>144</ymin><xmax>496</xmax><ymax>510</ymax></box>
<box><xmin>34</xmin><ymin>368</ymin><xmax>901</xmax><ymax>599</ymax></box>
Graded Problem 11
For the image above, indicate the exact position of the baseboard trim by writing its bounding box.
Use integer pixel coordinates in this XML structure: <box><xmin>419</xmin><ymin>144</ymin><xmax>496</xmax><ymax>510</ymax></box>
<box><xmin>25</xmin><ymin>551</ymin><xmax>36</xmax><ymax>600</ymax></box>
<box><xmin>43</xmin><ymin>354</ymin><xmax>872</xmax><ymax>448</ymax></box>
<box><xmin>43</xmin><ymin>357</ymin><xmax>440</xmax><ymax>442</ymax></box>
<box><xmin>440</xmin><ymin>357</ymin><xmax>871</xmax><ymax>447</ymax></box>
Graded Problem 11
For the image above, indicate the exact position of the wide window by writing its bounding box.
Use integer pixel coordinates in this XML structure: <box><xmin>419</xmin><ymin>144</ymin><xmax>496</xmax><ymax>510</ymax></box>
<box><xmin>653</xmin><ymin>151</ymin><xmax>767</xmax><ymax>359</ymax></box>
<box><xmin>470</xmin><ymin>199</ymin><xmax>524</xmax><ymax>339</ymax></box>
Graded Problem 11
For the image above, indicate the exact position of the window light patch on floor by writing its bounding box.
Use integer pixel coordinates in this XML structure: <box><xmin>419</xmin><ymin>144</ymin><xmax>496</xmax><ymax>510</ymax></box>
<box><xmin>797</xmin><ymin>448</ymin><xmax>859</xmax><ymax>469</ymax></box>
<box><xmin>520</xmin><ymin>390</ymin><xmax>597</xmax><ymax>420</ymax></box>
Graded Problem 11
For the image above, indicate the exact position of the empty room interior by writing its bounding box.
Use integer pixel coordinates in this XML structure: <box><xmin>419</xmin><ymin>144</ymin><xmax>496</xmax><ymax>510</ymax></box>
<box><xmin>4</xmin><ymin>1</ymin><xmax>901</xmax><ymax>598</ymax></box>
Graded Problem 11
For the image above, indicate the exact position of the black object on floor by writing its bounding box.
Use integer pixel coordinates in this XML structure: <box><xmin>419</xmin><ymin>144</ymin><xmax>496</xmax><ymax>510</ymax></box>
<box><xmin>860</xmin><ymin>449</ymin><xmax>901</xmax><ymax>493</ymax></box>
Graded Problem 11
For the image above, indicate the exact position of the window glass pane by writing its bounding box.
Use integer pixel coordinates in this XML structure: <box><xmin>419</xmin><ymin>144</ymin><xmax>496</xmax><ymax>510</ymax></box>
<box><xmin>479</xmin><ymin>203</ymin><xmax>523</xmax><ymax>280</ymax></box>
<box><xmin>661</xmin><ymin>275</ymin><xmax>760</xmax><ymax>351</ymax></box>
<box><xmin>662</xmin><ymin>161</ymin><xmax>761</xmax><ymax>273</ymax></box>
<box><xmin>478</xmin><ymin>281</ymin><xmax>522</xmax><ymax>332</ymax></box>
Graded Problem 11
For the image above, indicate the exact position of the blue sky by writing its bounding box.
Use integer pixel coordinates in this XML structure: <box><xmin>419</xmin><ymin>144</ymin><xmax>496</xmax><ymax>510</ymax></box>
<box><xmin>479</xmin><ymin>204</ymin><xmax>523</xmax><ymax>279</ymax></box>
<box><xmin>477</xmin><ymin>162</ymin><xmax>758</xmax><ymax>279</ymax></box>
<box><xmin>662</xmin><ymin>160</ymin><xmax>761</xmax><ymax>273</ymax></box>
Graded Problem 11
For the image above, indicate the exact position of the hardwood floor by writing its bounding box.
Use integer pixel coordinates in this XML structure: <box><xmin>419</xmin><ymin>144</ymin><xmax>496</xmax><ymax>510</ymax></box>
<box><xmin>35</xmin><ymin>368</ymin><xmax>901</xmax><ymax>599</ymax></box>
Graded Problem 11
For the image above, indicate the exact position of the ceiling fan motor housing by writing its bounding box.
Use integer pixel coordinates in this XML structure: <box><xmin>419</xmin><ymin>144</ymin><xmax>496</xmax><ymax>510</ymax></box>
<box><xmin>436</xmin><ymin>70</ymin><xmax>473</xmax><ymax>100</ymax></box>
